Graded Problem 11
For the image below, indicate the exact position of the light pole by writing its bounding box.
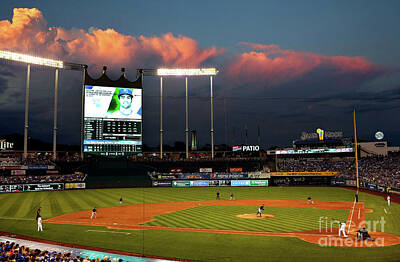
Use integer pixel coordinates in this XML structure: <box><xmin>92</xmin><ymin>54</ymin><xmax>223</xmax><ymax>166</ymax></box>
<box><xmin>24</xmin><ymin>64</ymin><xmax>30</xmax><ymax>159</ymax></box>
<box><xmin>53</xmin><ymin>68</ymin><xmax>59</xmax><ymax>161</ymax></box>
<box><xmin>160</xmin><ymin>77</ymin><xmax>163</xmax><ymax>159</ymax></box>
<box><xmin>185</xmin><ymin>77</ymin><xmax>189</xmax><ymax>159</ymax></box>
<box><xmin>156</xmin><ymin>68</ymin><xmax>218</xmax><ymax>159</ymax></box>
<box><xmin>0</xmin><ymin>50</ymin><xmax>85</xmax><ymax>160</ymax></box>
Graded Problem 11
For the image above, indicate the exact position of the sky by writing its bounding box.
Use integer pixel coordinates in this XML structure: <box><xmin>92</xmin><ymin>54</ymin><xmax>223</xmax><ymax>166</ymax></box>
<box><xmin>0</xmin><ymin>0</ymin><xmax>399</xmax><ymax>148</ymax></box>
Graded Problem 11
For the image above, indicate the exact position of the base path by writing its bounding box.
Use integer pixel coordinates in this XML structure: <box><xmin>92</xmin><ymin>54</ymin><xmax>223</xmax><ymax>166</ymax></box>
<box><xmin>45</xmin><ymin>200</ymin><xmax>400</xmax><ymax>247</ymax></box>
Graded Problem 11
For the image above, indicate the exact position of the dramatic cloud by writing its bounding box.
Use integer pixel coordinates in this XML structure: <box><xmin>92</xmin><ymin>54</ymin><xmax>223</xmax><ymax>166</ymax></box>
<box><xmin>0</xmin><ymin>8</ymin><xmax>225</xmax><ymax>68</ymax></box>
<box><xmin>226</xmin><ymin>42</ymin><xmax>384</xmax><ymax>88</ymax></box>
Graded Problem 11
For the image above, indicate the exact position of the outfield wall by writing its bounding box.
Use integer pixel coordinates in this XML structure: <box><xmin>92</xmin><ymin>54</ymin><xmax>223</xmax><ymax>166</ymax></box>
<box><xmin>331</xmin><ymin>178</ymin><xmax>400</xmax><ymax>195</ymax></box>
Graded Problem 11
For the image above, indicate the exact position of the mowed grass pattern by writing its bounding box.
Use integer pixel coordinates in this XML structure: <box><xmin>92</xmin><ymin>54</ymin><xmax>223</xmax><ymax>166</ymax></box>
<box><xmin>0</xmin><ymin>187</ymin><xmax>399</xmax><ymax>262</ymax></box>
<box><xmin>144</xmin><ymin>205</ymin><xmax>348</xmax><ymax>232</ymax></box>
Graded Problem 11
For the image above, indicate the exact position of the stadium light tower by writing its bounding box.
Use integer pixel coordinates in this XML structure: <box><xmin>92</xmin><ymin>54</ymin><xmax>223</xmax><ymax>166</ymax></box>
<box><xmin>156</xmin><ymin>68</ymin><xmax>219</xmax><ymax>159</ymax></box>
<box><xmin>0</xmin><ymin>50</ymin><xmax>85</xmax><ymax>161</ymax></box>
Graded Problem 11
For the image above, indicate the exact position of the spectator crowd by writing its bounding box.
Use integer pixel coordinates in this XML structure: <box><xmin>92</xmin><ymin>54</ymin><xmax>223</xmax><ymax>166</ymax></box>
<box><xmin>278</xmin><ymin>155</ymin><xmax>400</xmax><ymax>188</ymax></box>
<box><xmin>0</xmin><ymin>240</ymin><xmax>124</xmax><ymax>262</ymax></box>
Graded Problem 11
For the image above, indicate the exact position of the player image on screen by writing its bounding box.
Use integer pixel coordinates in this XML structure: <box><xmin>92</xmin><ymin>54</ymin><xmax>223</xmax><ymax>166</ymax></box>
<box><xmin>105</xmin><ymin>88</ymin><xmax>142</xmax><ymax>120</ymax></box>
<box><xmin>83</xmin><ymin>85</ymin><xmax>142</xmax><ymax>156</ymax></box>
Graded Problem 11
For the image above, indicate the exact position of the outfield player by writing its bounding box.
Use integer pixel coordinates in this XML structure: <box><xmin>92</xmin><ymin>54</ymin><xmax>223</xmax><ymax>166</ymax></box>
<box><xmin>36</xmin><ymin>207</ymin><xmax>41</xmax><ymax>220</ymax></box>
<box><xmin>37</xmin><ymin>215</ymin><xmax>43</xmax><ymax>232</ymax></box>
<box><xmin>387</xmin><ymin>195</ymin><xmax>390</xmax><ymax>207</ymax></box>
<box><xmin>256</xmin><ymin>204</ymin><xmax>264</xmax><ymax>217</ymax></box>
<box><xmin>216</xmin><ymin>192</ymin><xmax>220</xmax><ymax>200</ymax></box>
<box><xmin>91</xmin><ymin>207</ymin><xmax>97</xmax><ymax>219</ymax></box>
<box><xmin>120</xmin><ymin>197</ymin><xmax>123</xmax><ymax>205</ymax></box>
<box><xmin>230</xmin><ymin>193</ymin><xmax>234</xmax><ymax>200</ymax></box>
<box><xmin>338</xmin><ymin>221</ymin><xmax>348</xmax><ymax>237</ymax></box>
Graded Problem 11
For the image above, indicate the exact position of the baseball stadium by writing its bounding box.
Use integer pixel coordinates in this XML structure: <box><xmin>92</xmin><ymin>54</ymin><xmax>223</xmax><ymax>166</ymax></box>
<box><xmin>0</xmin><ymin>49</ymin><xmax>399</xmax><ymax>262</ymax></box>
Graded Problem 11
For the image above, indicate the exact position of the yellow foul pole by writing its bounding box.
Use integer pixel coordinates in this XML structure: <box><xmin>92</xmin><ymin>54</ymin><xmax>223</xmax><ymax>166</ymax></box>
<box><xmin>353</xmin><ymin>109</ymin><xmax>360</xmax><ymax>190</ymax></box>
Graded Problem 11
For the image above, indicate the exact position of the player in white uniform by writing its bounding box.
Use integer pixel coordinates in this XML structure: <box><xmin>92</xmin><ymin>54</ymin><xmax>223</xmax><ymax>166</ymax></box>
<box><xmin>37</xmin><ymin>215</ymin><xmax>43</xmax><ymax>231</ymax></box>
<box><xmin>387</xmin><ymin>195</ymin><xmax>390</xmax><ymax>207</ymax></box>
<box><xmin>338</xmin><ymin>221</ymin><xmax>347</xmax><ymax>237</ymax></box>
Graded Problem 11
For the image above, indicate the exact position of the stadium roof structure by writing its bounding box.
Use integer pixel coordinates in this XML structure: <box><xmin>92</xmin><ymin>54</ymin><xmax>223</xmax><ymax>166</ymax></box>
<box><xmin>85</xmin><ymin>66</ymin><xmax>142</xmax><ymax>88</ymax></box>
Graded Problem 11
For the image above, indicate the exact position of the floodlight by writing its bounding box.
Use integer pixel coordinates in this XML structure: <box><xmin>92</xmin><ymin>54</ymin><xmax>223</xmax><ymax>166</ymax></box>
<box><xmin>157</xmin><ymin>68</ymin><xmax>218</xmax><ymax>76</ymax></box>
<box><xmin>0</xmin><ymin>50</ymin><xmax>64</xmax><ymax>68</ymax></box>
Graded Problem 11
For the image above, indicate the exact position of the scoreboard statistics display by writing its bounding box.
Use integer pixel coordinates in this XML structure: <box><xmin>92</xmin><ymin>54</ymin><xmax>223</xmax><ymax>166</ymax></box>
<box><xmin>83</xmin><ymin>85</ymin><xmax>142</xmax><ymax>156</ymax></box>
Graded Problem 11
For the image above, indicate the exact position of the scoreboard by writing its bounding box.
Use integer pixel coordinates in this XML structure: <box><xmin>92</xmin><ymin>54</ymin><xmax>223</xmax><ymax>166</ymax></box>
<box><xmin>0</xmin><ymin>183</ymin><xmax>64</xmax><ymax>193</ymax></box>
<box><xmin>83</xmin><ymin>85</ymin><xmax>142</xmax><ymax>156</ymax></box>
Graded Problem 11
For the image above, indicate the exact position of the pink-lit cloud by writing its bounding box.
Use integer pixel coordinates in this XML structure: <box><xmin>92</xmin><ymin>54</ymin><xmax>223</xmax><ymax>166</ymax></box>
<box><xmin>226</xmin><ymin>42</ymin><xmax>383</xmax><ymax>87</ymax></box>
<box><xmin>0</xmin><ymin>8</ymin><xmax>225</xmax><ymax>68</ymax></box>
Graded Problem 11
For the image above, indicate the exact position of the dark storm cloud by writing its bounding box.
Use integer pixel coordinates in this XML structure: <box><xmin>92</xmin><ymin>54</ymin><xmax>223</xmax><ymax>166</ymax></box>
<box><xmin>1</xmin><ymin>8</ymin><xmax>400</xmax><ymax>146</ymax></box>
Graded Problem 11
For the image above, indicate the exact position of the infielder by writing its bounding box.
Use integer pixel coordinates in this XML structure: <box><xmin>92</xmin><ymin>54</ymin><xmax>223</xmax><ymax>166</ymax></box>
<box><xmin>37</xmin><ymin>215</ymin><xmax>43</xmax><ymax>232</ymax></box>
<box><xmin>307</xmin><ymin>197</ymin><xmax>314</xmax><ymax>205</ymax></box>
<box><xmin>338</xmin><ymin>221</ymin><xmax>348</xmax><ymax>237</ymax></box>
<box><xmin>387</xmin><ymin>195</ymin><xmax>390</xmax><ymax>207</ymax></box>
<box><xmin>91</xmin><ymin>207</ymin><xmax>97</xmax><ymax>219</ymax></box>
<box><xmin>256</xmin><ymin>204</ymin><xmax>264</xmax><ymax>217</ymax></box>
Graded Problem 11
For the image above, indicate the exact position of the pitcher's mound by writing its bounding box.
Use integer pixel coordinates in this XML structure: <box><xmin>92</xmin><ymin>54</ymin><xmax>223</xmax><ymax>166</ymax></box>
<box><xmin>236</xmin><ymin>214</ymin><xmax>275</xmax><ymax>219</ymax></box>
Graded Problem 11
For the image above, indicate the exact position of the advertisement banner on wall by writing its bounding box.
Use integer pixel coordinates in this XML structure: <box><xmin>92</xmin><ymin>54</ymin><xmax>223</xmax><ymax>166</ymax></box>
<box><xmin>229</xmin><ymin>168</ymin><xmax>243</xmax><ymax>173</ymax></box>
<box><xmin>248</xmin><ymin>172</ymin><xmax>270</xmax><ymax>179</ymax></box>
<box><xmin>157</xmin><ymin>175</ymin><xmax>177</xmax><ymax>180</ymax></box>
<box><xmin>24</xmin><ymin>183</ymin><xmax>64</xmax><ymax>191</ymax></box>
<box><xmin>28</xmin><ymin>166</ymin><xmax>49</xmax><ymax>170</ymax></box>
<box><xmin>2</xmin><ymin>166</ymin><xmax>22</xmax><ymax>170</ymax></box>
<box><xmin>250</xmin><ymin>180</ymin><xmax>268</xmax><ymax>186</ymax></box>
<box><xmin>377</xmin><ymin>185</ymin><xmax>387</xmax><ymax>192</ymax></box>
<box><xmin>231</xmin><ymin>180</ymin><xmax>250</xmax><ymax>186</ymax></box>
<box><xmin>178</xmin><ymin>174</ymin><xmax>209</xmax><ymax>179</ymax></box>
<box><xmin>210</xmin><ymin>173</ymin><xmax>247</xmax><ymax>179</ymax></box>
<box><xmin>152</xmin><ymin>181</ymin><xmax>172</xmax><ymax>187</ymax></box>
<box><xmin>172</xmin><ymin>181</ymin><xmax>190</xmax><ymax>187</ymax></box>
<box><xmin>231</xmin><ymin>180</ymin><xmax>269</xmax><ymax>186</ymax></box>
<box><xmin>331</xmin><ymin>180</ymin><xmax>346</xmax><ymax>186</ymax></box>
<box><xmin>368</xmin><ymin>183</ymin><xmax>377</xmax><ymax>191</ymax></box>
<box><xmin>208</xmin><ymin>180</ymin><xmax>231</xmax><ymax>186</ymax></box>
<box><xmin>190</xmin><ymin>180</ymin><xmax>209</xmax><ymax>187</ymax></box>
<box><xmin>11</xmin><ymin>170</ymin><xmax>26</xmax><ymax>175</ymax></box>
<box><xmin>65</xmin><ymin>183</ymin><xmax>86</xmax><ymax>189</ymax></box>
<box><xmin>270</xmin><ymin>172</ymin><xmax>338</xmax><ymax>177</ymax></box>
<box><xmin>199</xmin><ymin>168</ymin><xmax>212</xmax><ymax>173</ymax></box>
<box><xmin>345</xmin><ymin>180</ymin><xmax>357</xmax><ymax>187</ymax></box>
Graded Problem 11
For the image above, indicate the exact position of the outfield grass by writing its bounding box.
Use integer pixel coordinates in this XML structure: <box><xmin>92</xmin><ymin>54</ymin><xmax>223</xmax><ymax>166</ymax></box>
<box><xmin>0</xmin><ymin>186</ymin><xmax>399</xmax><ymax>262</ymax></box>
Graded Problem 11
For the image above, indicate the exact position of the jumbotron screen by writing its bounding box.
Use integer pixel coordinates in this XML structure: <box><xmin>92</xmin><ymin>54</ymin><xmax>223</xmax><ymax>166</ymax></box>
<box><xmin>83</xmin><ymin>85</ymin><xmax>142</xmax><ymax>156</ymax></box>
